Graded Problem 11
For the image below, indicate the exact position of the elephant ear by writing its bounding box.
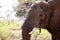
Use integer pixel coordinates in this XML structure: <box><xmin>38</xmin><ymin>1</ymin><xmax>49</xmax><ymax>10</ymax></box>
<box><xmin>38</xmin><ymin>2</ymin><xmax>53</xmax><ymax>29</ymax></box>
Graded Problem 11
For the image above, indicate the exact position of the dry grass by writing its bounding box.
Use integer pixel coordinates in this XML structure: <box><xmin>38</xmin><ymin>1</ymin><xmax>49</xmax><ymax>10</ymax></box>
<box><xmin>0</xmin><ymin>20</ymin><xmax>52</xmax><ymax>40</ymax></box>
<box><xmin>5</xmin><ymin>28</ymin><xmax>52</xmax><ymax>40</ymax></box>
<box><xmin>30</xmin><ymin>28</ymin><xmax>52</xmax><ymax>40</ymax></box>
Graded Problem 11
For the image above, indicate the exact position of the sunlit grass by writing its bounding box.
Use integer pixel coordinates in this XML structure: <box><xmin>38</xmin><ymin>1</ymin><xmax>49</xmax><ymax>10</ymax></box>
<box><xmin>31</xmin><ymin>28</ymin><xmax>52</xmax><ymax>40</ymax></box>
<box><xmin>0</xmin><ymin>20</ymin><xmax>21</xmax><ymax>38</ymax></box>
<box><xmin>0</xmin><ymin>20</ymin><xmax>52</xmax><ymax>40</ymax></box>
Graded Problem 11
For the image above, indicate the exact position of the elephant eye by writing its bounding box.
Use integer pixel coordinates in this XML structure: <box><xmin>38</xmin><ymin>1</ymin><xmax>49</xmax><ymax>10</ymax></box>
<box><xmin>40</xmin><ymin>14</ymin><xmax>43</xmax><ymax>16</ymax></box>
<box><xmin>40</xmin><ymin>19</ymin><xmax>43</xmax><ymax>22</ymax></box>
<box><xmin>40</xmin><ymin>13</ymin><xmax>46</xmax><ymax>20</ymax></box>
